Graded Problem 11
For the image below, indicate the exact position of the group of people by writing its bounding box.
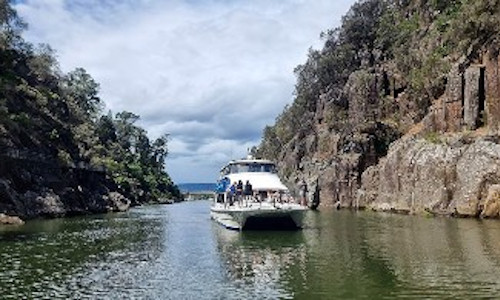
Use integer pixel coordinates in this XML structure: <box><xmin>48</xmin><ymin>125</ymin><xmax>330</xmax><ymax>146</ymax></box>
<box><xmin>215</xmin><ymin>177</ymin><xmax>309</xmax><ymax>206</ymax></box>
<box><xmin>227</xmin><ymin>180</ymin><xmax>253</xmax><ymax>205</ymax></box>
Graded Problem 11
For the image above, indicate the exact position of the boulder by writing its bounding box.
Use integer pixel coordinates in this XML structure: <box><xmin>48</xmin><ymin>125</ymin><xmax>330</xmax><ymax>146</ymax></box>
<box><xmin>481</xmin><ymin>184</ymin><xmax>500</xmax><ymax>218</ymax></box>
<box><xmin>21</xmin><ymin>189</ymin><xmax>66</xmax><ymax>217</ymax></box>
<box><xmin>0</xmin><ymin>213</ymin><xmax>24</xmax><ymax>225</ymax></box>
<box><xmin>106</xmin><ymin>192</ymin><xmax>131</xmax><ymax>212</ymax></box>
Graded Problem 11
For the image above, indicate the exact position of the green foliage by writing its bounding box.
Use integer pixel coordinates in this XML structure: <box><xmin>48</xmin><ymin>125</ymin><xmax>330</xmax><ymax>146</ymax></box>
<box><xmin>92</xmin><ymin>111</ymin><xmax>180</xmax><ymax>202</ymax></box>
<box><xmin>258</xmin><ymin>0</ymin><xmax>388</xmax><ymax>159</ymax></box>
<box><xmin>424</xmin><ymin>132</ymin><xmax>443</xmax><ymax>144</ymax></box>
<box><xmin>57</xmin><ymin>149</ymin><xmax>73</xmax><ymax>166</ymax></box>
<box><xmin>255</xmin><ymin>125</ymin><xmax>281</xmax><ymax>160</ymax></box>
<box><xmin>49</xmin><ymin>128</ymin><xmax>59</xmax><ymax>140</ymax></box>
<box><xmin>9</xmin><ymin>112</ymin><xmax>30</xmax><ymax>127</ymax></box>
<box><xmin>61</xmin><ymin>68</ymin><xmax>102</xmax><ymax>122</ymax></box>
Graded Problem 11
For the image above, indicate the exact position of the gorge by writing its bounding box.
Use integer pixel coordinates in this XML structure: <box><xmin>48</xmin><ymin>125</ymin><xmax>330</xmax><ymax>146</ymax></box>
<box><xmin>256</xmin><ymin>0</ymin><xmax>500</xmax><ymax>218</ymax></box>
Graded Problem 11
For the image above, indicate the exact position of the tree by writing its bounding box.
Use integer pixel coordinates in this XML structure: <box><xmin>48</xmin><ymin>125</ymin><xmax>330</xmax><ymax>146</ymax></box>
<box><xmin>114</xmin><ymin>111</ymin><xmax>140</xmax><ymax>151</ymax></box>
<box><xmin>61</xmin><ymin>68</ymin><xmax>102</xmax><ymax>121</ymax></box>
<box><xmin>151</xmin><ymin>134</ymin><xmax>169</xmax><ymax>171</ymax></box>
<box><xmin>0</xmin><ymin>0</ymin><xmax>27</xmax><ymax>49</ymax></box>
<box><xmin>96</xmin><ymin>113</ymin><xmax>117</xmax><ymax>146</ymax></box>
<box><xmin>26</xmin><ymin>44</ymin><xmax>59</xmax><ymax>87</ymax></box>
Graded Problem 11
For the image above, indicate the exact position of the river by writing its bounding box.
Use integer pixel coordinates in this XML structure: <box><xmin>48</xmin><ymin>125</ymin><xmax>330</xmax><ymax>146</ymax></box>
<box><xmin>1</xmin><ymin>200</ymin><xmax>500</xmax><ymax>299</ymax></box>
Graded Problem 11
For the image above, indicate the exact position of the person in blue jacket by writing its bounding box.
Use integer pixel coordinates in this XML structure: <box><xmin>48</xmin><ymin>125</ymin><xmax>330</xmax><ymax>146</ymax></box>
<box><xmin>228</xmin><ymin>182</ymin><xmax>236</xmax><ymax>205</ymax></box>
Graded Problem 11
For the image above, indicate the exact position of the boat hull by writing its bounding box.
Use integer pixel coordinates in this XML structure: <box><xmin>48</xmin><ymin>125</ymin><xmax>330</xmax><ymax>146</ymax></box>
<box><xmin>210</xmin><ymin>204</ymin><xmax>307</xmax><ymax>230</ymax></box>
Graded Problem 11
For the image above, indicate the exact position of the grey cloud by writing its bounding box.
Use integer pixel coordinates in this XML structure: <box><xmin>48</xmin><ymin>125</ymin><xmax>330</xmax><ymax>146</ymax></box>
<box><xmin>16</xmin><ymin>0</ymin><xmax>356</xmax><ymax>182</ymax></box>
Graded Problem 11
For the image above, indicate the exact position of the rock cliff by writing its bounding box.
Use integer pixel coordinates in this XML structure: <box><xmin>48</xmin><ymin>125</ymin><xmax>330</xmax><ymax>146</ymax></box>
<box><xmin>257</xmin><ymin>0</ymin><xmax>500</xmax><ymax>218</ymax></box>
<box><xmin>359</xmin><ymin>135</ymin><xmax>500</xmax><ymax>218</ymax></box>
<box><xmin>0</xmin><ymin>154</ymin><xmax>130</xmax><ymax>220</ymax></box>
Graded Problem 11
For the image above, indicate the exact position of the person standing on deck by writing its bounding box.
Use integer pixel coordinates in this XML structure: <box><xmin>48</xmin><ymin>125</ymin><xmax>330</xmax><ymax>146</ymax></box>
<box><xmin>244</xmin><ymin>180</ymin><xmax>253</xmax><ymax>201</ymax></box>
<box><xmin>236</xmin><ymin>180</ymin><xmax>243</xmax><ymax>206</ymax></box>
<box><xmin>299</xmin><ymin>179</ymin><xmax>308</xmax><ymax>206</ymax></box>
<box><xmin>228</xmin><ymin>182</ymin><xmax>236</xmax><ymax>206</ymax></box>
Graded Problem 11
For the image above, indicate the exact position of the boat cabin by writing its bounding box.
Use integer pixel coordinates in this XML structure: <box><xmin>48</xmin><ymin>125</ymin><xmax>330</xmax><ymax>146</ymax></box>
<box><xmin>220</xmin><ymin>160</ymin><xmax>276</xmax><ymax>176</ymax></box>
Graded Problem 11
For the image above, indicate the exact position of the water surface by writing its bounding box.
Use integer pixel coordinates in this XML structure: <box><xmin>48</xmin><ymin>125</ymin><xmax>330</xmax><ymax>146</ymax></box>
<box><xmin>1</xmin><ymin>201</ymin><xmax>500</xmax><ymax>299</ymax></box>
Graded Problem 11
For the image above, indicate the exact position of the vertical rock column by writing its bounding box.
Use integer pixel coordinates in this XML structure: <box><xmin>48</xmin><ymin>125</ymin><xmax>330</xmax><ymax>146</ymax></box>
<box><xmin>486</xmin><ymin>52</ymin><xmax>500</xmax><ymax>133</ymax></box>
<box><xmin>464</xmin><ymin>66</ymin><xmax>481</xmax><ymax>130</ymax></box>
<box><xmin>444</xmin><ymin>65</ymin><xmax>463</xmax><ymax>132</ymax></box>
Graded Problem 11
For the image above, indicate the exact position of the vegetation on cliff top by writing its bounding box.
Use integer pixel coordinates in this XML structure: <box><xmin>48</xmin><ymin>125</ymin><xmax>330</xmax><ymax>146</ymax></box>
<box><xmin>257</xmin><ymin>0</ymin><xmax>500</xmax><ymax>163</ymax></box>
<box><xmin>0</xmin><ymin>0</ymin><xmax>181</xmax><ymax>203</ymax></box>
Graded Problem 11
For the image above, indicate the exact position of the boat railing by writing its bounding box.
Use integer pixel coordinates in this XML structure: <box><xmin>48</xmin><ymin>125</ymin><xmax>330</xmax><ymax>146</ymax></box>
<box><xmin>214</xmin><ymin>191</ymin><xmax>304</xmax><ymax>208</ymax></box>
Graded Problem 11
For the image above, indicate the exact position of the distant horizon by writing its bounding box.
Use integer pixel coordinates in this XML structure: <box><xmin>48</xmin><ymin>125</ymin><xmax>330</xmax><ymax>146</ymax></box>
<box><xmin>177</xmin><ymin>183</ymin><xmax>217</xmax><ymax>193</ymax></box>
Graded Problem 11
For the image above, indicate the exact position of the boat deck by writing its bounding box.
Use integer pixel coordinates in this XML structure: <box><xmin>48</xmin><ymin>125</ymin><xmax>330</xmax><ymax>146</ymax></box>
<box><xmin>210</xmin><ymin>201</ymin><xmax>308</xmax><ymax>230</ymax></box>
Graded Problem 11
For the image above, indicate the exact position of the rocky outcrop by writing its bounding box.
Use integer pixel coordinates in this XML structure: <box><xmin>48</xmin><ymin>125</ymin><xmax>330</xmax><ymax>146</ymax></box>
<box><xmin>358</xmin><ymin>135</ymin><xmax>500</xmax><ymax>218</ymax></box>
<box><xmin>0</xmin><ymin>155</ymin><xmax>130</xmax><ymax>219</ymax></box>
<box><xmin>282</xmin><ymin>122</ymin><xmax>401</xmax><ymax>208</ymax></box>
<box><xmin>0</xmin><ymin>213</ymin><xmax>24</xmax><ymax>225</ymax></box>
<box><xmin>482</xmin><ymin>184</ymin><xmax>500</xmax><ymax>218</ymax></box>
<box><xmin>106</xmin><ymin>192</ymin><xmax>131</xmax><ymax>212</ymax></box>
<box><xmin>353</xmin><ymin>50</ymin><xmax>500</xmax><ymax>218</ymax></box>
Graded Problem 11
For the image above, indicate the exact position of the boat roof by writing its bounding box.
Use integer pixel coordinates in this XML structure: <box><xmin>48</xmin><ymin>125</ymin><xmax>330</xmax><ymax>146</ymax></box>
<box><xmin>229</xmin><ymin>159</ymin><xmax>274</xmax><ymax>164</ymax></box>
<box><xmin>220</xmin><ymin>159</ymin><xmax>275</xmax><ymax>172</ymax></box>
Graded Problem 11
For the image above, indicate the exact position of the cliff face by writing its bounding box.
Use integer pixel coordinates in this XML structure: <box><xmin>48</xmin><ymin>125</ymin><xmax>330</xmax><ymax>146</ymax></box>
<box><xmin>257</xmin><ymin>0</ymin><xmax>500</xmax><ymax>217</ymax></box>
<box><xmin>356</xmin><ymin>48</ymin><xmax>500</xmax><ymax>217</ymax></box>
<box><xmin>359</xmin><ymin>136</ymin><xmax>500</xmax><ymax>218</ymax></box>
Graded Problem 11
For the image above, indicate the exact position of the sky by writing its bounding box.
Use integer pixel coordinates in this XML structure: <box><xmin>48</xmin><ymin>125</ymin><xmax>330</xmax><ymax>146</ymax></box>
<box><xmin>14</xmin><ymin>0</ymin><xmax>356</xmax><ymax>183</ymax></box>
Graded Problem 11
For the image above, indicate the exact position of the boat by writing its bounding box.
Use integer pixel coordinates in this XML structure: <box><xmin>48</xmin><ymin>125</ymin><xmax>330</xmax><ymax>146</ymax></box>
<box><xmin>210</xmin><ymin>156</ymin><xmax>308</xmax><ymax>230</ymax></box>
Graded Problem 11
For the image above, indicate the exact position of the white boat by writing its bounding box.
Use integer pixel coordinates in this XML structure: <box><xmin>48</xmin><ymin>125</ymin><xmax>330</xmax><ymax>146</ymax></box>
<box><xmin>210</xmin><ymin>156</ymin><xmax>308</xmax><ymax>230</ymax></box>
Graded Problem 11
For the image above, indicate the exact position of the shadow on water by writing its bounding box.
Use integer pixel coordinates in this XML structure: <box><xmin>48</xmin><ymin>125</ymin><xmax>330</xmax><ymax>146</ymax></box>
<box><xmin>243</xmin><ymin>216</ymin><xmax>302</xmax><ymax>231</ymax></box>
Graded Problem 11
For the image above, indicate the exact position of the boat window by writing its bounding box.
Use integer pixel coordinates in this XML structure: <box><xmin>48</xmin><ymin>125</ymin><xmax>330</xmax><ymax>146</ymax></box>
<box><xmin>263</xmin><ymin>164</ymin><xmax>275</xmax><ymax>173</ymax></box>
<box><xmin>249</xmin><ymin>163</ymin><xmax>260</xmax><ymax>172</ymax></box>
<box><xmin>227</xmin><ymin>162</ymin><xmax>276</xmax><ymax>173</ymax></box>
<box><xmin>239</xmin><ymin>164</ymin><xmax>250</xmax><ymax>173</ymax></box>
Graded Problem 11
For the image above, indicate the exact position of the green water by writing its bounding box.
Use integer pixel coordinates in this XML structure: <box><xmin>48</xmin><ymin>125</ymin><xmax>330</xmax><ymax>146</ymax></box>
<box><xmin>1</xmin><ymin>201</ymin><xmax>500</xmax><ymax>299</ymax></box>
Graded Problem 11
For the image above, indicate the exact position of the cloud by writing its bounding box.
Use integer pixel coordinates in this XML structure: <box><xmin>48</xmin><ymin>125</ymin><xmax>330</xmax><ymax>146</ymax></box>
<box><xmin>14</xmin><ymin>0</ymin><xmax>355</xmax><ymax>183</ymax></box>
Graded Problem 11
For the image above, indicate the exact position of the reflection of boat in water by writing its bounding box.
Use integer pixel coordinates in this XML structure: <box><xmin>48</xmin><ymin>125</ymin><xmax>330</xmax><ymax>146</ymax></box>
<box><xmin>211</xmin><ymin>156</ymin><xmax>308</xmax><ymax>230</ymax></box>
<box><xmin>211</xmin><ymin>222</ymin><xmax>308</xmax><ymax>296</ymax></box>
